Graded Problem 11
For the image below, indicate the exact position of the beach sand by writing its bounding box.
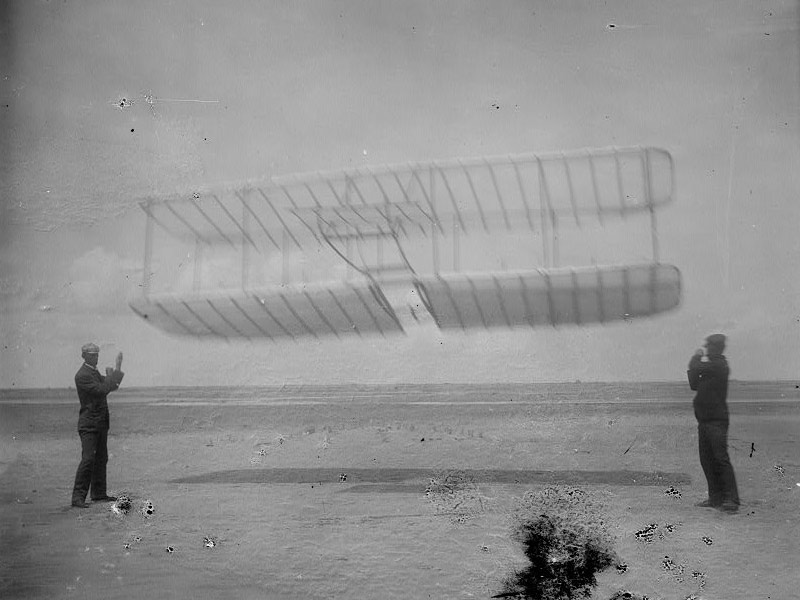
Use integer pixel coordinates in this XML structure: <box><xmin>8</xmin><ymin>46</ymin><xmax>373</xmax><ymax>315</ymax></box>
<box><xmin>1</xmin><ymin>384</ymin><xmax>798</xmax><ymax>599</ymax></box>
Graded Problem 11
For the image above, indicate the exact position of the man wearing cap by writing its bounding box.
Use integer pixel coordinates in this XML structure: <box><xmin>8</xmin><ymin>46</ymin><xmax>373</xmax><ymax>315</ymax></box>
<box><xmin>687</xmin><ymin>333</ymin><xmax>740</xmax><ymax>513</ymax></box>
<box><xmin>71</xmin><ymin>343</ymin><xmax>125</xmax><ymax>508</ymax></box>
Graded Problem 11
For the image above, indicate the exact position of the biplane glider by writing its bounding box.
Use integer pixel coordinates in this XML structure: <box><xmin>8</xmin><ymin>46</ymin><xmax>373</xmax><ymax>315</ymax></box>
<box><xmin>129</xmin><ymin>146</ymin><xmax>681</xmax><ymax>340</ymax></box>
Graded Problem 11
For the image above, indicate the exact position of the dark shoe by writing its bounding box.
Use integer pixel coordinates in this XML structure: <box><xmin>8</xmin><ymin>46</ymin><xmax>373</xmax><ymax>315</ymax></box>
<box><xmin>694</xmin><ymin>499</ymin><xmax>719</xmax><ymax>508</ymax></box>
<box><xmin>72</xmin><ymin>500</ymin><xmax>91</xmax><ymax>508</ymax></box>
<box><xmin>92</xmin><ymin>496</ymin><xmax>117</xmax><ymax>502</ymax></box>
<box><xmin>719</xmin><ymin>502</ymin><xmax>739</xmax><ymax>513</ymax></box>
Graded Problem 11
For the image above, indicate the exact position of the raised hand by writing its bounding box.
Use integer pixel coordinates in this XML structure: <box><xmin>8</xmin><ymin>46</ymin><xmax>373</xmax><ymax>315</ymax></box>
<box><xmin>115</xmin><ymin>352</ymin><xmax>123</xmax><ymax>371</ymax></box>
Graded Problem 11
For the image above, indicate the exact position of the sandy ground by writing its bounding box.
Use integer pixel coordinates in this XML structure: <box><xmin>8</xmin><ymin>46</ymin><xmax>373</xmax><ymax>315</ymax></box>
<box><xmin>1</xmin><ymin>385</ymin><xmax>799</xmax><ymax>600</ymax></box>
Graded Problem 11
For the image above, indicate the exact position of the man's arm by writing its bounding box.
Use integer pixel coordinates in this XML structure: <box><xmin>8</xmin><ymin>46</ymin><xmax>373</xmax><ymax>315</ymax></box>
<box><xmin>102</xmin><ymin>352</ymin><xmax>125</xmax><ymax>386</ymax></box>
<box><xmin>687</xmin><ymin>352</ymin><xmax>703</xmax><ymax>390</ymax></box>
<box><xmin>105</xmin><ymin>367</ymin><xmax>125</xmax><ymax>385</ymax></box>
<box><xmin>687</xmin><ymin>354</ymin><xmax>726</xmax><ymax>390</ymax></box>
<box><xmin>76</xmin><ymin>369</ymin><xmax>123</xmax><ymax>395</ymax></box>
<box><xmin>107</xmin><ymin>352</ymin><xmax>125</xmax><ymax>386</ymax></box>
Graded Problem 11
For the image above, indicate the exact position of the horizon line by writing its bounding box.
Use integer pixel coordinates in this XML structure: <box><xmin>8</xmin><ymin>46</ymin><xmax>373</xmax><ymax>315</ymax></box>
<box><xmin>1</xmin><ymin>378</ymin><xmax>797</xmax><ymax>393</ymax></box>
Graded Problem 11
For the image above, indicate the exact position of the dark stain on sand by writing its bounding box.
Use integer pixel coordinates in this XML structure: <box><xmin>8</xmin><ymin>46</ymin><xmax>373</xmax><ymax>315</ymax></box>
<box><xmin>171</xmin><ymin>468</ymin><xmax>690</xmax><ymax>487</ymax></box>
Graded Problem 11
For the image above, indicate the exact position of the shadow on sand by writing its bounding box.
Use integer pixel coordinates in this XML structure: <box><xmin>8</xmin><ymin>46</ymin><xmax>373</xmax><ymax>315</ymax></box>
<box><xmin>171</xmin><ymin>468</ymin><xmax>690</xmax><ymax>487</ymax></box>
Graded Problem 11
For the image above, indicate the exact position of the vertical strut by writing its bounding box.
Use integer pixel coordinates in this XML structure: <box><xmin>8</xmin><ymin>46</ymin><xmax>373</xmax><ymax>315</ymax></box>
<box><xmin>650</xmin><ymin>208</ymin><xmax>660</xmax><ymax>263</ymax></box>
<box><xmin>248</xmin><ymin>189</ymin><xmax>285</xmax><ymax>250</ymax></box>
<box><xmin>453</xmin><ymin>216</ymin><xmax>460</xmax><ymax>272</ymax></box>
<box><xmin>614</xmin><ymin>149</ymin><xmax>627</xmax><ymax>218</ymax></box>
<box><xmin>193</xmin><ymin>238</ymin><xmax>203</xmax><ymax>292</ymax></box>
<box><xmin>377</xmin><ymin>228</ymin><xmax>383</xmax><ymax>272</ymax></box>
<box><xmin>431</xmin><ymin>167</ymin><xmax>439</xmax><ymax>275</ymax></box>
<box><xmin>552</xmin><ymin>211</ymin><xmax>559</xmax><ymax>268</ymax></box>
<box><xmin>281</xmin><ymin>229</ymin><xmax>288</xmax><ymax>285</ymax></box>
<box><xmin>643</xmin><ymin>149</ymin><xmax>661</xmax><ymax>263</ymax></box>
<box><xmin>537</xmin><ymin>158</ymin><xmax>552</xmax><ymax>268</ymax></box>
<box><xmin>142</xmin><ymin>200</ymin><xmax>154</xmax><ymax>298</ymax></box>
<box><xmin>588</xmin><ymin>152</ymin><xmax>605</xmax><ymax>225</ymax></box>
<box><xmin>562</xmin><ymin>154</ymin><xmax>581</xmax><ymax>227</ymax></box>
<box><xmin>460</xmin><ymin>159</ymin><xmax>489</xmax><ymax>233</ymax></box>
<box><xmin>345</xmin><ymin>177</ymin><xmax>353</xmax><ymax>280</ymax></box>
<box><xmin>485</xmin><ymin>159</ymin><xmax>511</xmax><ymax>231</ymax></box>
<box><xmin>435</xmin><ymin>165</ymin><xmax>467</xmax><ymax>233</ymax></box>
<box><xmin>241</xmin><ymin>198</ymin><xmax>250</xmax><ymax>290</ymax></box>
<box><xmin>510</xmin><ymin>157</ymin><xmax>534</xmax><ymax>230</ymax></box>
<box><xmin>411</xmin><ymin>165</ymin><xmax>444</xmax><ymax>233</ymax></box>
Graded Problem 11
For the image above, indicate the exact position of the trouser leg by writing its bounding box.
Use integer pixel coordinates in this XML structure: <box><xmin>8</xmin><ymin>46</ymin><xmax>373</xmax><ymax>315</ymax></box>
<box><xmin>90</xmin><ymin>428</ymin><xmax>109</xmax><ymax>500</ymax></box>
<box><xmin>72</xmin><ymin>431</ymin><xmax>99</xmax><ymax>503</ymax></box>
<box><xmin>698</xmin><ymin>424</ymin><xmax>723</xmax><ymax>505</ymax></box>
<box><xmin>707</xmin><ymin>422</ymin><xmax>740</xmax><ymax>505</ymax></box>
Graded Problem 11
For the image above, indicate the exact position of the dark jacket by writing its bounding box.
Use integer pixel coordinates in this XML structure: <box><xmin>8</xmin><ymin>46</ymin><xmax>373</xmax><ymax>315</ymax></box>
<box><xmin>75</xmin><ymin>363</ymin><xmax>124</xmax><ymax>432</ymax></box>
<box><xmin>688</xmin><ymin>354</ymin><xmax>730</xmax><ymax>423</ymax></box>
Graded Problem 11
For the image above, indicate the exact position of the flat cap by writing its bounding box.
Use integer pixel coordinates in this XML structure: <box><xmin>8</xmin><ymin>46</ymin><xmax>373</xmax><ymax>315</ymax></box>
<box><xmin>81</xmin><ymin>342</ymin><xmax>100</xmax><ymax>354</ymax></box>
<box><xmin>704</xmin><ymin>333</ymin><xmax>726</xmax><ymax>348</ymax></box>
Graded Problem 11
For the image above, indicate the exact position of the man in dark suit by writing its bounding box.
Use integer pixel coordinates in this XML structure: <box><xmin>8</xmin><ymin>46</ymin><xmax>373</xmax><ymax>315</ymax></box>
<box><xmin>71</xmin><ymin>343</ymin><xmax>125</xmax><ymax>508</ymax></box>
<box><xmin>687</xmin><ymin>333</ymin><xmax>739</xmax><ymax>513</ymax></box>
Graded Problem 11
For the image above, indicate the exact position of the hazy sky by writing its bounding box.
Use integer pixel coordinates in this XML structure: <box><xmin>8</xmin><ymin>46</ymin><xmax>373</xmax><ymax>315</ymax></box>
<box><xmin>2</xmin><ymin>1</ymin><xmax>798</xmax><ymax>388</ymax></box>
